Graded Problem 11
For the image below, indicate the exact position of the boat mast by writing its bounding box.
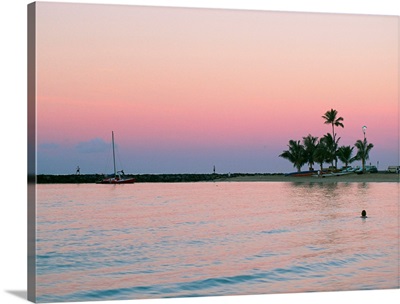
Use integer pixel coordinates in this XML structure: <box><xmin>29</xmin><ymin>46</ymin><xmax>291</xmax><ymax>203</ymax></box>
<box><xmin>112</xmin><ymin>131</ymin><xmax>117</xmax><ymax>177</ymax></box>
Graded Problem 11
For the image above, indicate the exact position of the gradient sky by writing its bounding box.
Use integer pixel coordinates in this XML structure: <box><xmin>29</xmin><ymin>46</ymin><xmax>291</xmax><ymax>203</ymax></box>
<box><xmin>35</xmin><ymin>2</ymin><xmax>399</xmax><ymax>174</ymax></box>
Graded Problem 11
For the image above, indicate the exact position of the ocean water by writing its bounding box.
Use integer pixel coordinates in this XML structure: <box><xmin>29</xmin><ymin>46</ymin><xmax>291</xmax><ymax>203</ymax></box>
<box><xmin>35</xmin><ymin>182</ymin><xmax>399</xmax><ymax>302</ymax></box>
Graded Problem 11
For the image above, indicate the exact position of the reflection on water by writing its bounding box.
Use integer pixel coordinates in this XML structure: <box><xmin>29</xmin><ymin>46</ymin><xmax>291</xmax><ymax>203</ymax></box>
<box><xmin>35</xmin><ymin>182</ymin><xmax>399</xmax><ymax>302</ymax></box>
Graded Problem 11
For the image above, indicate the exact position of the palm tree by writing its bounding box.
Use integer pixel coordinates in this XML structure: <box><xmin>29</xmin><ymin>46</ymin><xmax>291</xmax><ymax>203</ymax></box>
<box><xmin>337</xmin><ymin>145</ymin><xmax>354</xmax><ymax>168</ymax></box>
<box><xmin>313</xmin><ymin>139</ymin><xmax>329</xmax><ymax>172</ymax></box>
<box><xmin>302</xmin><ymin>134</ymin><xmax>318</xmax><ymax>170</ymax></box>
<box><xmin>279</xmin><ymin>140</ymin><xmax>306</xmax><ymax>172</ymax></box>
<box><xmin>354</xmin><ymin>139</ymin><xmax>374</xmax><ymax>172</ymax></box>
<box><xmin>321</xmin><ymin>133</ymin><xmax>340</xmax><ymax>168</ymax></box>
<box><xmin>322</xmin><ymin>109</ymin><xmax>344</xmax><ymax>144</ymax></box>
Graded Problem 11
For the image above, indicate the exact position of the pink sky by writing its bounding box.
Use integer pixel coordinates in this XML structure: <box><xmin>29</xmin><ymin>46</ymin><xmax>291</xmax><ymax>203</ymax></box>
<box><xmin>35</xmin><ymin>3</ymin><xmax>398</xmax><ymax>174</ymax></box>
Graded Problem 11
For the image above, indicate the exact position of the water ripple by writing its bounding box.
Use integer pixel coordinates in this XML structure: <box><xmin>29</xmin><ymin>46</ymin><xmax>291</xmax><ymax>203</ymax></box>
<box><xmin>36</xmin><ymin>183</ymin><xmax>399</xmax><ymax>302</ymax></box>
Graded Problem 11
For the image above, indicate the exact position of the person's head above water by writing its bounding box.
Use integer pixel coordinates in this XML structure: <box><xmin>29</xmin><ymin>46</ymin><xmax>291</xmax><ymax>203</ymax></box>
<box><xmin>361</xmin><ymin>210</ymin><xmax>367</xmax><ymax>218</ymax></box>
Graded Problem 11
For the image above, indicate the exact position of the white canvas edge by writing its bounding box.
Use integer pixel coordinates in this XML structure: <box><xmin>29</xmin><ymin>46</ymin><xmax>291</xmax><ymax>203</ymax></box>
<box><xmin>0</xmin><ymin>1</ymin><xmax>398</xmax><ymax>304</ymax></box>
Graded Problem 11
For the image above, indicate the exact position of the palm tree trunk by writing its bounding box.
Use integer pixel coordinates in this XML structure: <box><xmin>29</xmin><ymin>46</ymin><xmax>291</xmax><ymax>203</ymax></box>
<box><xmin>331</xmin><ymin>123</ymin><xmax>338</xmax><ymax>169</ymax></box>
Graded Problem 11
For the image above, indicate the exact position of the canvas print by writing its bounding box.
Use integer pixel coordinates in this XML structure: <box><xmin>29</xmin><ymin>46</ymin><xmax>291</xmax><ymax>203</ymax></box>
<box><xmin>28</xmin><ymin>2</ymin><xmax>399</xmax><ymax>303</ymax></box>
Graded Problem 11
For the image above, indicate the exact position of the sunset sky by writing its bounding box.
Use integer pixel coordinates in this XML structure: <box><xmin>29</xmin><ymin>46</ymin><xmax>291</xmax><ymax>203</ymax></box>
<box><xmin>35</xmin><ymin>2</ymin><xmax>398</xmax><ymax>174</ymax></box>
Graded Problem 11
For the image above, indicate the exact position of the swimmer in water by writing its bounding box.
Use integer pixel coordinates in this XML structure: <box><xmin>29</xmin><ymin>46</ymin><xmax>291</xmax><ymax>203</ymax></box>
<box><xmin>361</xmin><ymin>210</ymin><xmax>367</xmax><ymax>218</ymax></box>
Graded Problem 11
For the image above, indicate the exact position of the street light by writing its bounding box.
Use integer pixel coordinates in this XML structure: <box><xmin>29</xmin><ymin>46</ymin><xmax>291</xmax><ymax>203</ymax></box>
<box><xmin>361</xmin><ymin>125</ymin><xmax>368</xmax><ymax>173</ymax></box>
<box><xmin>362</xmin><ymin>125</ymin><xmax>367</xmax><ymax>140</ymax></box>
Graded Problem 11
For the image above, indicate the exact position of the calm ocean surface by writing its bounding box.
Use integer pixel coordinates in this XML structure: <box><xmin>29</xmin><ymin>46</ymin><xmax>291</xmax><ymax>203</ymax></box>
<box><xmin>36</xmin><ymin>182</ymin><xmax>399</xmax><ymax>302</ymax></box>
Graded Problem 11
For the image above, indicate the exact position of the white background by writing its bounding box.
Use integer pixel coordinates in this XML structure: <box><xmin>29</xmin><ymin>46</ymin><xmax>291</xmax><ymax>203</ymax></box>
<box><xmin>0</xmin><ymin>1</ymin><xmax>398</xmax><ymax>304</ymax></box>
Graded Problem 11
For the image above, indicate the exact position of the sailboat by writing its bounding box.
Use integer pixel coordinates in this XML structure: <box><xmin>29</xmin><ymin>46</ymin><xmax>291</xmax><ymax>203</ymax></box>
<box><xmin>97</xmin><ymin>131</ymin><xmax>136</xmax><ymax>184</ymax></box>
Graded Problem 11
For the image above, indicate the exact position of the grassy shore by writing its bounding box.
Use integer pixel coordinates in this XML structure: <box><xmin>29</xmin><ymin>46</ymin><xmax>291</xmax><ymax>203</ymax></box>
<box><xmin>219</xmin><ymin>172</ymin><xmax>399</xmax><ymax>183</ymax></box>
<box><xmin>35</xmin><ymin>172</ymin><xmax>399</xmax><ymax>184</ymax></box>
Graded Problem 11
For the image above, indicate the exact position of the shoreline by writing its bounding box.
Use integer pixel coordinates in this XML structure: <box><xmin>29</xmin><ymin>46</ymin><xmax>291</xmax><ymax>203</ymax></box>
<box><xmin>218</xmin><ymin>172</ymin><xmax>399</xmax><ymax>183</ymax></box>
<box><xmin>35</xmin><ymin>172</ymin><xmax>399</xmax><ymax>184</ymax></box>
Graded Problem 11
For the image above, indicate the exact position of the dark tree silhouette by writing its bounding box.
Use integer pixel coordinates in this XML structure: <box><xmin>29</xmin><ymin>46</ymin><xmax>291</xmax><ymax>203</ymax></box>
<box><xmin>302</xmin><ymin>134</ymin><xmax>318</xmax><ymax>171</ymax></box>
<box><xmin>354</xmin><ymin>139</ymin><xmax>374</xmax><ymax>172</ymax></box>
<box><xmin>279</xmin><ymin>140</ymin><xmax>306</xmax><ymax>172</ymax></box>
<box><xmin>322</xmin><ymin>108</ymin><xmax>344</xmax><ymax>144</ymax></box>
<box><xmin>337</xmin><ymin>145</ymin><xmax>355</xmax><ymax>168</ymax></box>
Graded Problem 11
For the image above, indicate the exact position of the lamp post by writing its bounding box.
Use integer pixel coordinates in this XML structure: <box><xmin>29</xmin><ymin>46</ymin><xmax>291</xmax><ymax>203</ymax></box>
<box><xmin>362</xmin><ymin>125</ymin><xmax>367</xmax><ymax>141</ymax></box>
<box><xmin>361</xmin><ymin>126</ymin><xmax>367</xmax><ymax>172</ymax></box>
